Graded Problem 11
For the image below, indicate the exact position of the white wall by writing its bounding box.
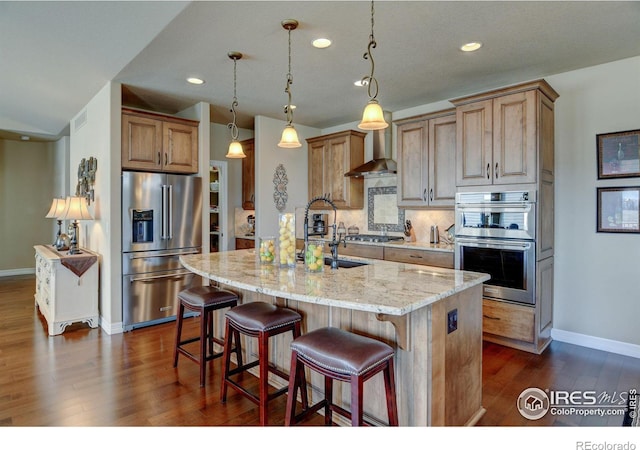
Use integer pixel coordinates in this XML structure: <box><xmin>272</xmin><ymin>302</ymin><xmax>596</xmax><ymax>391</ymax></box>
<box><xmin>254</xmin><ymin>116</ymin><xmax>319</xmax><ymax>237</ymax></box>
<box><xmin>547</xmin><ymin>56</ymin><xmax>640</xmax><ymax>347</ymax></box>
<box><xmin>69</xmin><ymin>81</ymin><xmax>122</xmax><ymax>333</ymax></box>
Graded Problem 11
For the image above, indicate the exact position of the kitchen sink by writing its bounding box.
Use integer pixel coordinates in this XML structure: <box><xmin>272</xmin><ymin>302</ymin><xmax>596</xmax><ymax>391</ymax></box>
<box><xmin>323</xmin><ymin>257</ymin><xmax>368</xmax><ymax>268</ymax></box>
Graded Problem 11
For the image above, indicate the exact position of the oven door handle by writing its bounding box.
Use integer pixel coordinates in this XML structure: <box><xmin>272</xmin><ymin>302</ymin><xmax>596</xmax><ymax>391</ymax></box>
<box><xmin>456</xmin><ymin>238</ymin><xmax>532</xmax><ymax>250</ymax></box>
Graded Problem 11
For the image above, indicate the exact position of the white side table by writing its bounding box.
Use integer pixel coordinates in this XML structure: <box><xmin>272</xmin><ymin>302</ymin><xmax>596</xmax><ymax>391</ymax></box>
<box><xmin>34</xmin><ymin>245</ymin><xmax>99</xmax><ymax>336</ymax></box>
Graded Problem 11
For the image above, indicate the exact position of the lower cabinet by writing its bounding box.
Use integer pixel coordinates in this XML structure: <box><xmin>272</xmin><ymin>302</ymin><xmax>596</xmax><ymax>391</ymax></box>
<box><xmin>235</xmin><ymin>238</ymin><xmax>255</xmax><ymax>250</ymax></box>
<box><xmin>383</xmin><ymin>247</ymin><xmax>454</xmax><ymax>269</ymax></box>
<box><xmin>34</xmin><ymin>245</ymin><xmax>99</xmax><ymax>336</ymax></box>
<box><xmin>482</xmin><ymin>256</ymin><xmax>554</xmax><ymax>354</ymax></box>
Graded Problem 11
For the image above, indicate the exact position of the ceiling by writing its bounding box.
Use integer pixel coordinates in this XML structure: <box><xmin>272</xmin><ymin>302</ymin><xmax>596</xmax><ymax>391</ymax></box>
<box><xmin>2</xmin><ymin>1</ymin><xmax>640</xmax><ymax>142</ymax></box>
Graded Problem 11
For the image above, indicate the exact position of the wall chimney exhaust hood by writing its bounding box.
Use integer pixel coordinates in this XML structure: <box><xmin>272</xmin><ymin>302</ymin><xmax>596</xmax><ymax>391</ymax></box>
<box><xmin>345</xmin><ymin>111</ymin><xmax>396</xmax><ymax>178</ymax></box>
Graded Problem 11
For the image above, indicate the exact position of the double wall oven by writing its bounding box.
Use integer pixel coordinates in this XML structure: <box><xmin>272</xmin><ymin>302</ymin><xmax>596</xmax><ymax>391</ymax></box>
<box><xmin>455</xmin><ymin>191</ymin><xmax>536</xmax><ymax>305</ymax></box>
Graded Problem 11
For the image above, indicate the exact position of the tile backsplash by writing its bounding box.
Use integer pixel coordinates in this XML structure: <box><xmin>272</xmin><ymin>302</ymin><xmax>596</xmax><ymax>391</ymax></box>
<box><xmin>293</xmin><ymin>175</ymin><xmax>454</xmax><ymax>243</ymax></box>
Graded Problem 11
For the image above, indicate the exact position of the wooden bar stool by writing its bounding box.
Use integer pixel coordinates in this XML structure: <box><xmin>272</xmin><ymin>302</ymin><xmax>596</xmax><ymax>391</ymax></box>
<box><xmin>220</xmin><ymin>301</ymin><xmax>308</xmax><ymax>426</ymax></box>
<box><xmin>173</xmin><ymin>286</ymin><xmax>240</xmax><ymax>387</ymax></box>
<box><xmin>285</xmin><ymin>327</ymin><xmax>399</xmax><ymax>427</ymax></box>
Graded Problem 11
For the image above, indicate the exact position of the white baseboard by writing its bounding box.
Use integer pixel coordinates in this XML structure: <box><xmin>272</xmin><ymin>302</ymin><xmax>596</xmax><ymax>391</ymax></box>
<box><xmin>0</xmin><ymin>268</ymin><xmax>35</xmax><ymax>277</ymax></box>
<box><xmin>552</xmin><ymin>328</ymin><xmax>640</xmax><ymax>359</ymax></box>
<box><xmin>99</xmin><ymin>318</ymin><xmax>124</xmax><ymax>335</ymax></box>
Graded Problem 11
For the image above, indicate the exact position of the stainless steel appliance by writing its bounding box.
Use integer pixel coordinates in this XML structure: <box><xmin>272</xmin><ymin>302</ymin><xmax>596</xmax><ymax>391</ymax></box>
<box><xmin>122</xmin><ymin>171</ymin><xmax>202</xmax><ymax>330</ymax></box>
<box><xmin>308</xmin><ymin>213</ymin><xmax>328</xmax><ymax>236</ymax></box>
<box><xmin>455</xmin><ymin>191</ymin><xmax>536</xmax><ymax>305</ymax></box>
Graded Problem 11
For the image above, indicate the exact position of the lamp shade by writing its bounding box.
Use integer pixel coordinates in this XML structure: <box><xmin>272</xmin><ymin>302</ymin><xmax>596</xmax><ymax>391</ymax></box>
<box><xmin>358</xmin><ymin>100</ymin><xmax>389</xmax><ymax>130</ymax></box>
<box><xmin>226</xmin><ymin>140</ymin><xmax>246</xmax><ymax>158</ymax></box>
<box><xmin>278</xmin><ymin>124</ymin><xmax>302</xmax><ymax>148</ymax></box>
<box><xmin>45</xmin><ymin>198</ymin><xmax>67</xmax><ymax>219</ymax></box>
<box><xmin>60</xmin><ymin>196</ymin><xmax>93</xmax><ymax>221</ymax></box>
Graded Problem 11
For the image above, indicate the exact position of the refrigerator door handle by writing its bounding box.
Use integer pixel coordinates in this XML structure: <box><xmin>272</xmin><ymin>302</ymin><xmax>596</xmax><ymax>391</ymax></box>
<box><xmin>127</xmin><ymin>250</ymin><xmax>200</xmax><ymax>260</ymax></box>
<box><xmin>161</xmin><ymin>184</ymin><xmax>168</xmax><ymax>240</ymax></box>
<box><xmin>129</xmin><ymin>271</ymin><xmax>192</xmax><ymax>283</ymax></box>
<box><xmin>167</xmin><ymin>184</ymin><xmax>173</xmax><ymax>240</ymax></box>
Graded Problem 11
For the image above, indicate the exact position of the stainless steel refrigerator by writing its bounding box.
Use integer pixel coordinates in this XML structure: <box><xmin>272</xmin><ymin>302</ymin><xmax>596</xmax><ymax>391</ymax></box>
<box><xmin>122</xmin><ymin>171</ymin><xmax>202</xmax><ymax>330</ymax></box>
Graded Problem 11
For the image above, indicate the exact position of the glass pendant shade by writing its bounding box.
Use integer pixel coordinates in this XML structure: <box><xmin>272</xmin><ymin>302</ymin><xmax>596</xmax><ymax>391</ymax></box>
<box><xmin>278</xmin><ymin>124</ymin><xmax>301</xmax><ymax>148</ymax></box>
<box><xmin>358</xmin><ymin>100</ymin><xmax>388</xmax><ymax>130</ymax></box>
<box><xmin>226</xmin><ymin>140</ymin><xmax>246</xmax><ymax>158</ymax></box>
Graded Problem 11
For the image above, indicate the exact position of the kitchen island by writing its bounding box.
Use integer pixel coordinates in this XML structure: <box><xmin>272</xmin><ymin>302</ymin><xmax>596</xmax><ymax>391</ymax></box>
<box><xmin>180</xmin><ymin>249</ymin><xmax>489</xmax><ymax>426</ymax></box>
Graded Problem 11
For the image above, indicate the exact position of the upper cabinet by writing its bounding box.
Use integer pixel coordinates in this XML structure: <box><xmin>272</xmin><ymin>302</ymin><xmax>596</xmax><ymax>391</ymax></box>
<box><xmin>241</xmin><ymin>138</ymin><xmax>255</xmax><ymax>210</ymax></box>
<box><xmin>306</xmin><ymin>130</ymin><xmax>366</xmax><ymax>209</ymax></box>
<box><xmin>451</xmin><ymin>80</ymin><xmax>558</xmax><ymax>188</ymax></box>
<box><xmin>121</xmin><ymin>108</ymin><xmax>199</xmax><ymax>174</ymax></box>
<box><xmin>395</xmin><ymin>109</ymin><xmax>456</xmax><ymax>208</ymax></box>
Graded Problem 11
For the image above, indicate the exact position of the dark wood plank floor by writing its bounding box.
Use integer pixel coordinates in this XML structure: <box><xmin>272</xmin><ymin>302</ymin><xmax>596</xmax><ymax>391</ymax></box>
<box><xmin>1</xmin><ymin>275</ymin><xmax>638</xmax><ymax>428</ymax></box>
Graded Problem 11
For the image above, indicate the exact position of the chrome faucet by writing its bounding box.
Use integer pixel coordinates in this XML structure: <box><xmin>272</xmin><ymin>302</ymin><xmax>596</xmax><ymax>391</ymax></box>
<box><xmin>303</xmin><ymin>195</ymin><xmax>346</xmax><ymax>270</ymax></box>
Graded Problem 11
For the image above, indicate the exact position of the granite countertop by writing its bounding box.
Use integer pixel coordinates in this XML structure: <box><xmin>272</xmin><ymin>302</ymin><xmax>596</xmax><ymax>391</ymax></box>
<box><xmin>180</xmin><ymin>250</ymin><xmax>488</xmax><ymax>316</ymax></box>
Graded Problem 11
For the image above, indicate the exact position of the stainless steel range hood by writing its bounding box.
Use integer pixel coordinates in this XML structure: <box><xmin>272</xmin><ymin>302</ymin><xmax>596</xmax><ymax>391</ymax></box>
<box><xmin>345</xmin><ymin>111</ymin><xmax>396</xmax><ymax>178</ymax></box>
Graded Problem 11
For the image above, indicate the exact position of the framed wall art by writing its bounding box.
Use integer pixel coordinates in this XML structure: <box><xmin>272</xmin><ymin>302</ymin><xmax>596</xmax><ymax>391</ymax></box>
<box><xmin>596</xmin><ymin>186</ymin><xmax>640</xmax><ymax>233</ymax></box>
<box><xmin>597</xmin><ymin>129</ymin><xmax>640</xmax><ymax>179</ymax></box>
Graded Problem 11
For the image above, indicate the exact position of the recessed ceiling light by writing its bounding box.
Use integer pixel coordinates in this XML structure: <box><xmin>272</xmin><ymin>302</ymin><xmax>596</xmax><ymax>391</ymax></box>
<box><xmin>460</xmin><ymin>42</ymin><xmax>482</xmax><ymax>52</ymax></box>
<box><xmin>354</xmin><ymin>79</ymin><xmax>369</xmax><ymax>87</ymax></box>
<box><xmin>186</xmin><ymin>77</ymin><xmax>205</xmax><ymax>85</ymax></box>
<box><xmin>312</xmin><ymin>38</ymin><xmax>332</xmax><ymax>49</ymax></box>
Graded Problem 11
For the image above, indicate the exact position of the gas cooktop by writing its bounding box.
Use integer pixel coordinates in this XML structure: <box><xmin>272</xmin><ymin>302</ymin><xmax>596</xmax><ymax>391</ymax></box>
<box><xmin>345</xmin><ymin>234</ymin><xmax>405</xmax><ymax>243</ymax></box>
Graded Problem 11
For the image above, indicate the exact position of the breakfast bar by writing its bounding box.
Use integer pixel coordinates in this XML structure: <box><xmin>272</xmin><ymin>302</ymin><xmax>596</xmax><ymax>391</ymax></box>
<box><xmin>180</xmin><ymin>250</ymin><xmax>489</xmax><ymax>426</ymax></box>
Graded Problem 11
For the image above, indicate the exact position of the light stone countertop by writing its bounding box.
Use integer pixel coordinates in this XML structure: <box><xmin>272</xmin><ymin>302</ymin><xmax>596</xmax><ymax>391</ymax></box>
<box><xmin>180</xmin><ymin>250</ymin><xmax>488</xmax><ymax>316</ymax></box>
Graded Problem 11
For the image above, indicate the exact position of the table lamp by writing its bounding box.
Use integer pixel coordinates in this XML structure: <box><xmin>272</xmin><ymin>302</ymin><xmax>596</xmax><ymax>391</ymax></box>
<box><xmin>59</xmin><ymin>196</ymin><xmax>93</xmax><ymax>254</ymax></box>
<box><xmin>45</xmin><ymin>198</ymin><xmax>70</xmax><ymax>250</ymax></box>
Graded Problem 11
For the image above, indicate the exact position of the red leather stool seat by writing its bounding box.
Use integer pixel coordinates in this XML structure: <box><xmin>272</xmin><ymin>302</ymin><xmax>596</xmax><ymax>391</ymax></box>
<box><xmin>173</xmin><ymin>286</ymin><xmax>240</xmax><ymax>387</ymax></box>
<box><xmin>285</xmin><ymin>327</ymin><xmax>399</xmax><ymax>427</ymax></box>
<box><xmin>220</xmin><ymin>301</ymin><xmax>308</xmax><ymax>426</ymax></box>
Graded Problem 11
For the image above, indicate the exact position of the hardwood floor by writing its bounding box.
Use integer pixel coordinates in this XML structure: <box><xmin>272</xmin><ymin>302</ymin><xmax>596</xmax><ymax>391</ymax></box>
<box><xmin>1</xmin><ymin>275</ymin><xmax>638</xmax><ymax>428</ymax></box>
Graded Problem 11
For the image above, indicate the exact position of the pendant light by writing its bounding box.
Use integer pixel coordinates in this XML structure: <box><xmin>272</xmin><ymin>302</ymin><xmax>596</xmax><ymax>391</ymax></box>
<box><xmin>278</xmin><ymin>19</ymin><xmax>302</xmax><ymax>148</ymax></box>
<box><xmin>358</xmin><ymin>0</ymin><xmax>388</xmax><ymax>130</ymax></box>
<box><xmin>226</xmin><ymin>51</ymin><xmax>246</xmax><ymax>158</ymax></box>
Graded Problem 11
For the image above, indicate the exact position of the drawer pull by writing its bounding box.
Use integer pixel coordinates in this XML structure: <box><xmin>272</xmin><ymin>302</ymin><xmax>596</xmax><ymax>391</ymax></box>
<box><xmin>483</xmin><ymin>314</ymin><xmax>501</xmax><ymax>321</ymax></box>
<box><xmin>409</xmin><ymin>255</ymin><xmax>423</xmax><ymax>259</ymax></box>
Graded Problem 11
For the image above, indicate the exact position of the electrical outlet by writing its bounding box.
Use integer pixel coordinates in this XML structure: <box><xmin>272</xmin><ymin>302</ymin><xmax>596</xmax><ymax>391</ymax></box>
<box><xmin>447</xmin><ymin>308</ymin><xmax>458</xmax><ymax>334</ymax></box>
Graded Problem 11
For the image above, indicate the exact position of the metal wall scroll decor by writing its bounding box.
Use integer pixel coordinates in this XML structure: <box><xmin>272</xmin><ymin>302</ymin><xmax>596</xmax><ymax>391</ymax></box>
<box><xmin>273</xmin><ymin>164</ymin><xmax>288</xmax><ymax>211</ymax></box>
<box><xmin>76</xmin><ymin>157</ymin><xmax>97</xmax><ymax>205</ymax></box>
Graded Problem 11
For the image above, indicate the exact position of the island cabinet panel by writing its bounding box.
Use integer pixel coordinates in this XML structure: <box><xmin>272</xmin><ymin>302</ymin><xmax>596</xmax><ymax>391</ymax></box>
<box><xmin>211</xmin><ymin>285</ymin><xmax>483</xmax><ymax>427</ymax></box>
<box><xmin>122</xmin><ymin>108</ymin><xmax>198</xmax><ymax>174</ymax></box>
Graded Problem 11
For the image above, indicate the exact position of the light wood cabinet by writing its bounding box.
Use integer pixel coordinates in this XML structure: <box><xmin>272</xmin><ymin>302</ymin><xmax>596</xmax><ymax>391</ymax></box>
<box><xmin>396</xmin><ymin>110</ymin><xmax>456</xmax><ymax>208</ymax></box>
<box><xmin>306</xmin><ymin>130</ymin><xmax>366</xmax><ymax>209</ymax></box>
<box><xmin>241</xmin><ymin>138</ymin><xmax>255</xmax><ymax>210</ymax></box>
<box><xmin>34</xmin><ymin>245</ymin><xmax>99</xmax><ymax>336</ymax></box>
<box><xmin>452</xmin><ymin>80</ymin><xmax>558</xmax><ymax>188</ymax></box>
<box><xmin>122</xmin><ymin>108</ymin><xmax>198</xmax><ymax>173</ymax></box>
<box><xmin>383</xmin><ymin>247</ymin><xmax>454</xmax><ymax>269</ymax></box>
